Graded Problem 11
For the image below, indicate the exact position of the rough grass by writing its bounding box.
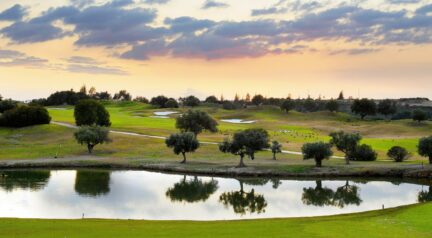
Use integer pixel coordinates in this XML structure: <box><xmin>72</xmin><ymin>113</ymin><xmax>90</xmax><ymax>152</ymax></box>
<box><xmin>0</xmin><ymin>202</ymin><xmax>430</xmax><ymax>238</ymax></box>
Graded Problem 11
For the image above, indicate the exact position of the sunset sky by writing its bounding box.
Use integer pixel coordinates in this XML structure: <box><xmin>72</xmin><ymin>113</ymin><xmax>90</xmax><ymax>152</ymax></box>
<box><xmin>0</xmin><ymin>0</ymin><xmax>431</xmax><ymax>101</ymax></box>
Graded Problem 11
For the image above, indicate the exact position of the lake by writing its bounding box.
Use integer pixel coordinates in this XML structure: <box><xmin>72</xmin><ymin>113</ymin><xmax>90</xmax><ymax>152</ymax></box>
<box><xmin>0</xmin><ymin>170</ymin><xmax>429</xmax><ymax>220</ymax></box>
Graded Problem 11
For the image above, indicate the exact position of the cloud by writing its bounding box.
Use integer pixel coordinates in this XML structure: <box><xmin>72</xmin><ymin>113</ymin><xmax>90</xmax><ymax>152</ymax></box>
<box><xmin>387</xmin><ymin>0</ymin><xmax>421</xmax><ymax>4</ymax></box>
<box><xmin>1</xmin><ymin>21</ymin><xmax>71</xmax><ymax>43</ymax></box>
<box><xmin>65</xmin><ymin>56</ymin><xmax>128</xmax><ymax>75</ymax></box>
<box><xmin>329</xmin><ymin>48</ymin><xmax>381</xmax><ymax>55</ymax></box>
<box><xmin>120</xmin><ymin>40</ymin><xmax>168</xmax><ymax>60</ymax></box>
<box><xmin>164</xmin><ymin>17</ymin><xmax>215</xmax><ymax>33</ymax></box>
<box><xmin>0</xmin><ymin>49</ymin><xmax>48</xmax><ymax>67</ymax></box>
<box><xmin>251</xmin><ymin>7</ymin><xmax>288</xmax><ymax>16</ymax></box>
<box><xmin>141</xmin><ymin>0</ymin><xmax>171</xmax><ymax>4</ymax></box>
<box><xmin>0</xmin><ymin>4</ymin><xmax>27</xmax><ymax>21</ymax></box>
<box><xmin>69</xmin><ymin>0</ymin><xmax>96</xmax><ymax>8</ymax></box>
<box><xmin>201</xmin><ymin>1</ymin><xmax>229</xmax><ymax>10</ymax></box>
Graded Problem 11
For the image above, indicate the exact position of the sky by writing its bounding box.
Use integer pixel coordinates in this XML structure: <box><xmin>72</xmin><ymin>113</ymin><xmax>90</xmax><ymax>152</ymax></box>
<box><xmin>0</xmin><ymin>0</ymin><xmax>431</xmax><ymax>101</ymax></box>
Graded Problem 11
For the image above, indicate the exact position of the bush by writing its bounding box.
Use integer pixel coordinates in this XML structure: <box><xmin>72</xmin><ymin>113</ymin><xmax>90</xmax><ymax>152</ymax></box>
<box><xmin>74</xmin><ymin>99</ymin><xmax>111</xmax><ymax>127</ymax></box>
<box><xmin>0</xmin><ymin>99</ymin><xmax>18</xmax><ymax>113</ymax></box>
<box><xmin>352</xmin><ymin>144</ymin><xmax>377</xmax><ymax>161</ymax></box>
<box><xmin>0</xmin><ymin>105</ymin><xmax>51</xmax><ymax>127</ymax></box>
<box><xmin>387</xmin><ymin>146</ymin><xmax>409</xmax><ymax>162</ymax></box>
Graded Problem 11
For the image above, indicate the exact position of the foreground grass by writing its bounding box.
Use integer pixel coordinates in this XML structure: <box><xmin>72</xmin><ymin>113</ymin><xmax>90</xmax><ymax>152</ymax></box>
<box><xmin>47</xmin><ymin>101</ymin><xmax>432</xmax><ymax>160</ymax></box>
<box><xmin>0</xmin><ymin>203</ymin><xmax>431</xmax><ymax>238</ymax></box>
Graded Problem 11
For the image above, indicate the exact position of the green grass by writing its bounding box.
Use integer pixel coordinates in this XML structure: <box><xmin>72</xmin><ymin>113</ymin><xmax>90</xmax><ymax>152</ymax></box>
<box><xmin>0</xmin><ymin>202</ymin><xmax>430</xmax><ymax>238</ymax></box>
<box><xmin>47</xmin><ymin>102</ymin><xmax>431</xmax><ymax>161</ymax></box>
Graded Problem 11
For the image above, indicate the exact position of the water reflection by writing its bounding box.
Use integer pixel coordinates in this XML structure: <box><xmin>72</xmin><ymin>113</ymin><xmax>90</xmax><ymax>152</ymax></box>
<box><xmin>418</xmin><ymin>186</ymin><xmax>432</xmax><ymax>203</ymax></box>
<box><xmin>0</xmin><ymin>170</ymin><xmax>51</xmax><ymax>192</ymax></box>
<box><xmin>302</xmin><ymin>180</ymin><xmax>362</xmax><ymax>208</ymax></box>
<box><xmin>166</xmin><ymin>176</ymin><xmax>218</xmax><ymax>203</ymax></box>
<box><xmin>0</xmin><ymin>170</ymin><xmax>426</xmax><ymax>220</ymax></box>
<box><xmin>74</xmin><ymin>171</ymin><xmax>111</xmax><ymax>197</ymax></box>
<box><xmin>219</xmin><ymin>179</ymin><xmax>267</xmax><ymax>215</ymax></box>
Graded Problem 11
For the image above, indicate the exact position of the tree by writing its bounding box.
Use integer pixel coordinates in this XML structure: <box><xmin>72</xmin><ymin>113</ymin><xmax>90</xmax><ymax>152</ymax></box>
<box><xmin>351</xmin><ymin>144</ymin><xmax>377</xmax><ymax>161</ymax></box>
<box><xmin>94</xmin><ymin>91</ymin><xmax>111</xmax><ymax>100</ymax></box>
<box><xmin>79</xmin><ymin>85</ymin><xmax>87</xmax><ymax>95</ymax></box>
<box><xmin>242</xmin><ymin>128</ymin><xmax>270</xmax><ymax>160</ymax></box>
<box><xmin>387</xmin><ymin>146</ymin><xmax>409</xmax><ymax>162</ymax></box>
<box><xmin>351</xmin><ymin>98</ymin><xmax>376</xmax><ymax>119</ymax></box>
<box><xmin>280</xmin><ymin>98</ymin><xmax>295</xmax><ymax>113</ymax></box>
<box><xmin>150</xmin><ymin>95</ymin><xmax>169</xmax><ymax>108</ymax></box>
<box><xmin>134</xmin><ymin>96</ymin><xmax>149</xmax><ymax>103</ymax></box>
<box><xmin>0</xmin><ymin>99</ymin><xmax>18</xmax><ymax>113</ymax></box>
<box><xmin>88</xmin><ymin>86</ymin><xmax>96</xmax><ymax>97</ymax></box>
<box><xmin>219</xmin><ymin>138</ymin><xmax>248</xmax><ymax>167</ymax></box>
<box><xmin>329</xmin><ymin>131</ymin><xmax>362</xmax><ymax>165</ymax></box>
<box><xmin>418</xmin><ymin>136</ymin><xmax>432</xmax><ymax>164</ymax></box>
<box><xmin>0</xmin><ymin>170</ymin><xmax>51</xmax><ymax>192</ymax></box>
<box><xmin>251</xmin><ymin>94</ymin><xmax>265</xmax><ymax>106</ymax></box>
<box><xmin>74</xmin><ymin>99</ymin><xmax>111</xmax><ymax>126</ymax></box>
<box><xmin>303</xmin><ymin>98</ymin><xmax>317</xmax><ymax>112</ymax></box>
<box><xmin>245</xmin><ymin>93</ymin><xmax>251</xmax><ymax>103</ymax></box>
<box><xmin>0</xmin><ymin>105</ymin><xmax>51</xmax><ymax>128</ymax></box>
<box><xmin>418</xmin><ymin>186</ymin><xmax>432</xmax><ymax>203</ymax></box>
<box><xmin>176</xmin><ymin>110</ymin><xmax>218</xmax><ymax>135</ymax></box>
<box><xmin>219</xmin><ymin>179</ymin><xmax>267</xmax><ymax>215</ymax></box>
<box><xmin>205</xmin><ymin>95</ymin><xmax>219</xmax><ymax>104</ymax></box>
<box><xmin>165</xmin><ymin>98</ymin><xmax>179</xmax><ymax>108</ymax></box>
<box><xmin>74</xmin><ymin>171</ymin><xmax>111</xmax><ymax>197</ymax></box>
<box><xmin>333</xmin><ymin>181</ymin><xmax>362</xmax><ymax>208</ymax></box>
<box><xmin>46</xmin><ymin>90</ymin><xmax>88</xmax><ymax>105</ymax></box>
<box><xmin>325</xmin><ymin>99</ymin><xmax>339</xmax><ymax>112</ymax></box>
<box><xmin>378</xmin><ymin>99</ymin><xmax>397</xmax><ymax>119</ymax></box>
<box><xmin>165</xmin><ymin>132</ymin><xmax>199</xmax><ymax>164</ymax></box>
<box><xmin>113</xmin><ymin>90</ymin><xmax>132</xmax><ymax>101</ymax></box>
<box><xmin>166</xmin><ymin>176</ymin><xmax>218</xmax><ymax>203</ymax></box>
<box><xmin>74</xmin><ymin>126</ymin><xmax>111</xmax><ymax>154</ymax></box>
<box><xmin>412</xmin><ymin>109</ymin><xmax>428</xmax><ymax>123</ymax></box>
<box><xmin>338</xmin><ymin>91</ymin><xmax>344</xmax><ymax>100</ymax></box>
<box><xmin>182</xmin><ymin>95</ymin><xmax>200</xmax><ymax>107</ymax></box>
<box><xmin>271</xmin><ymin>141</ymin><xmax>282</xmax><ymax>160</ymax></box>
<box><xmin>302</xmin><ymin>142</ymin><xmax>333</xmax><ymax>167</ymax></box>
<box><xmin>302</xmin><ymin>181</ymin><xmax>335</xmax><ymax>206</ymax></box>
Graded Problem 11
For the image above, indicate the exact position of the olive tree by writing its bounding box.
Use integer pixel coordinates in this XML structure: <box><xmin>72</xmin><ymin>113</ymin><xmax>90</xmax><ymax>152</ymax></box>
<box><xmin>176</xmin><ymin>110</ymin><xmax>218</xmax><ymax>135</ymax></box>
<box><xmin>329</xmin><ymin>131</ymin><xmax>361</xmax><ymax>165</ymax></box>
<box><xmin>302</xmin><ymin>142</ymin><xmax>333</xmax><ymax>167</ymax></box>
<box><xmin>74</xmin><ymin>126</ymin><xmax>111</xmax><ymax>154</ymax></box>
<box><xmin>418</xmin><ymin>136</ymin><xmax>432</xmax><ymax>164</ymax></box>
<box><xmin>280</xmin><ymin>99</ymin><xmax>295</xmax><ymax>113</ymax></box>
<box><xmin>74</xmin><ymin>99</ymin><xmax>111</xmax><ymax>127</ymax></box>
<box><xmin>377</xmin><ymin>99</ymin><xmax>397</xmax><ymax>119</ymax></box>
<box><xmin>182</xmin><ymin>95</ymin><xmax>201</xmax><ymax>107</ymax></box>
<box><xmin>219</xmin><ymin>138</ymin><xmax>248</xmax><ymax>168</ymax></box>
<box><xmin>387</xmin><ymin>146</ymin><xmax>409</xmax><ymax>162</ymax></box>
<box><xmin>413</xmin><ymin>109</ymin><xmax>428</xmax><ymax>123</ymax></box>
<box><xmin>351</xmin><ymin>98</ymin><xmax>376</xmax><ymax>120</ymax></box>
<box><xmin>271</xmin><ymin>141</ymin><xmax>282</xmax><ymax>160</ymax></box>
<box><xmin>165</xmin><ymin>132</ymin><xmax>199</xmax><ymax>164</ymax></box>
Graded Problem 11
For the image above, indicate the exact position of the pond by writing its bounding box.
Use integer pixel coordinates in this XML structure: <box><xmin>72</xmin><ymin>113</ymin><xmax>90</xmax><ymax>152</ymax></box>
<box><xmin>0</xmin><ymin>170</ymin><xmax>430</xmax><ymax>220</ymax></box>
<box><xmin>221</xmin><ymin>119</ymin><xmax>257</xmax><ymax>124</ymax></box>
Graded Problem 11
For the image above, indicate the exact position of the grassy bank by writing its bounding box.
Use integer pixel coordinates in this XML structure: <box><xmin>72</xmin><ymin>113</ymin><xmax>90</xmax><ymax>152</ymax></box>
<box><xmin>0</xmin><ymin>203</ymin><xmax>431</xmax><ymax>238</ymax></box>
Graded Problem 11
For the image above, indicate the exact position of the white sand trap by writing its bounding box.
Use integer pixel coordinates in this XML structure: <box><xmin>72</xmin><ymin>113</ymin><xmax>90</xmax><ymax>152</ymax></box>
<box><xmin>153</xmin><ymin>111</ymin><xmax>178</xmax><ymax>116</ymax></box>
<box><xmin>221</xmin><ymin>119</ymin><xmax>256</xmax><ymax>124</ymax></box>
<box><xmin>150</xmin><ymin>116</ymin><xmax>170</xmax><ymax>119</ymax></box>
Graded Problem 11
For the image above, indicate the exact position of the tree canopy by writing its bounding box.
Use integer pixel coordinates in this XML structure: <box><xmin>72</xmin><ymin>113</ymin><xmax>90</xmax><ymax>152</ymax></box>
<box><xmin>329</xmin><ymin>131</ymin><xmax>361</xmax><ymax>164</ymax></box>
<box><xmin>166</xmin><ymin>176</ymin><xmax>218</xmax><ymax>203</ymax></box>
<box><xmin>165</xmin><ymin>132</ymin><xmax>200</xmax><ymax>163</ymax></box>
<box><xmin>74</xmin><ymin>99</ymin><xmax>111</xmax><ymax>127</ymax></box>
<box><xmin>280</xmin><ymin>98</ymin><xmax>295</xmax><ymax>113</ymax></box>
<box><xmin>387</xmin><ymin>146</ymin><xmax>409</xmax><ymax>162</ymax></box>
<box><xmin>175</xmin><ymin>110</ymin><xmax>218</xmax><ymax>135</ymax></box>
<box><xmin>302</xmin><ymin>142</ymin><xmax>333</xmax><ymax>167</ymax></box>
<box><xmin>74</xmin><ymin>126</ymin><xmax>111</xmax><ymax>154</ymax></box>
<box><xmin>418</xmin><ymin>136</ymin><xmax>432</xmax><ymax>164</ymax></box>
<box><xmin>351</xmin><ymin>98</ymin><xmax>376</xmax><ymax>119</ymax></box>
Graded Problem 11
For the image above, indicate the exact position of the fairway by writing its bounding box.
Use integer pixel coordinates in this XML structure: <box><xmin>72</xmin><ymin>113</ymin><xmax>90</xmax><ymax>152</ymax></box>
<box><xmin>47</xmin><ymin>102</ymin><xmax>431</xmax><ymax>161</ymax></box>
<box><xmin>0</xmin><ymin>203</ymin><xmax>431</xmax><ymax>238</ymax></box>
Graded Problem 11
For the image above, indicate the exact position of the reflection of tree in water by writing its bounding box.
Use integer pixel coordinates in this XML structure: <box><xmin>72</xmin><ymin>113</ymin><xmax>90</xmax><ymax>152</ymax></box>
<box><xmin>219</xmin><ymin>179</ymin><xmax>267</xmax><ymax>215</ymax></box>
<box><xmin>418</xmin><ymin>186</ymin><xmax>432</xmax><ymax>203</ymax></box>
<box><xmin>333</xmin><ymin>181</ymin><xmax>362</xmax><ymax>208</ymax></box>
<box><xmin>74</xmin><ymin>170</ymin><xmax>111</xmax><ymax>197</ymax></box>
<box><xmin>0</xmin><ymin>170</ymin><xmax>51</xmax><ymax>192</ymax></box>
<box><xmin>302</xmin><ymin>180</ymin><xmax>362</xmax><ymax>208</ymax></box>
<box><xmin>166</xmin><ymin>176</ymin><xmax>219</xmax><ymax>203</ymax></box>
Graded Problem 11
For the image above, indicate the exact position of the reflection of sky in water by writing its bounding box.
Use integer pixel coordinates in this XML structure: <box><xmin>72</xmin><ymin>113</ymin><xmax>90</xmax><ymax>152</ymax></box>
<box><xmin>0</xmin><ymin>170</ymin><xmax>425</xmax><ymax>220</ymax></box>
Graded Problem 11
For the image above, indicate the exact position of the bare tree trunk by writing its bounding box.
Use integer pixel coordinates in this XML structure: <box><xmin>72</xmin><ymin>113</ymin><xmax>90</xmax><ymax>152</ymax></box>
<box><xmin>180</xmin><ymin>152</ymin><xmax>186</xmax><ymax>164</ymax></box>
<box><xmin>316</xmin><ymin>158</ymin><xmax>322</xmax><ymax>167</ymax></box>
<box><xmin>87</xmin><ymin>144</ymin><xmax>94</xmax><ymax>154</ymax></box>
<box><xmin>237</xmin><ymin>154</ymin><xmax>246</xmax><ymax>168</ymax></box>
<box><xmin>272</xmin><ymin>152</ymin><xmax>276</xmax><ymax>160</ymax></box>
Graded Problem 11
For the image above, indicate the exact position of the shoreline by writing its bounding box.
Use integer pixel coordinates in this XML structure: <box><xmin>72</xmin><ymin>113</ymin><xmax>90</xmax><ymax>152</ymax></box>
<box><xmin>1</xmin><ymin>157</ymin><xmax>431</xmax><ymax>180</ymax></box>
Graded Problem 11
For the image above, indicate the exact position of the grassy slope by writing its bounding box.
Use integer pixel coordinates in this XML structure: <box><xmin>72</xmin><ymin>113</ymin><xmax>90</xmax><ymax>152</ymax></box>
<box><xmin>0</xmin><ymin>203</ymin><xmax>430</xmax><ymax>238</ymax></box>
<box><xmin>47</xmin><ymin>101</ymin><xmax>431</xmax><ymax>161</ymax></box>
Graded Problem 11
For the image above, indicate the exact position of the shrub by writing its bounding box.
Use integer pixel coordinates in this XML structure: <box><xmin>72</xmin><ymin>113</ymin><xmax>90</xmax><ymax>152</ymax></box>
<box><xmin>74</xmin><ymin>99</ymin><xmax>111</xmax><ymax>127</ymax></box>
<box><xmin>352</xmin><ymin>144</ymin><xmax>377</xmax><ymax>161</ymax></box>
<box><xmin>0</xmin><ymin>105</ymin><xmax>51</xmax><ymax>128</ymax></box>
<box><xmin>387</xmin><ymin>146</ymin><xmax>409</xmax><ymax>162</ymax></box>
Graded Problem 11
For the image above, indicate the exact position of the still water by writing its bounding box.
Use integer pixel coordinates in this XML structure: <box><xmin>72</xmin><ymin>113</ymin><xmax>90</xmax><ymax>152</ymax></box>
<box><xmin>0</xmin><ymin>170</ymin><xmax>430</xmax><ymax>220</ymax></box>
